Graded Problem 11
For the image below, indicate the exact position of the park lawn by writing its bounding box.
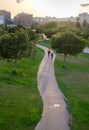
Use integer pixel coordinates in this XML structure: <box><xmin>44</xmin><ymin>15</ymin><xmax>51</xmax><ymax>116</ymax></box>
<box><xmin>0</xmin><ymin>47</ymin><xmax>44</xmax><ymax>130</ymax></box>
<box><xmin>38</xmin><ymin>39</ymin><xmax>51</xmax><ymax>48</ymax></box>
<box><xmin>54</xmin><ymin>52</ymin><xmax>89</xmax><ymax>130</ymax></box>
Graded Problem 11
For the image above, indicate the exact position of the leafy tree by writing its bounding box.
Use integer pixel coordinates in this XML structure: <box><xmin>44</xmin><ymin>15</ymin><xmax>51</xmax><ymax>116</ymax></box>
<box><xmin>36</xmin><ymin>25</ymin><xmax>43</xmax><ymax>34</ymax></box>
<box><xmin>81</xmin><ymin>28</ymin><xmax>89</xmax><ymax>40</ymax></box>
<box><xmin>42</xmin><ymin>21</ymin><xmax>59</xmax><ymax>38</ymax></box>
<box><xmin>82</xmin><ymin>20</ymin><xmax>88</xmax><ymax>29</ymax></box>
<box><xmin>44</xmin><ymin>21</ymin><xmax>58</xmax><ymax>29</ymax></box>
<box><xmin>51</xmin><ymin>31</ymin><xmax>87</xmax><ymax>67</ymax></box>
<box><xmin>42</xmin><ymin>21</ymin><xmax>81</xmax><ymax>38</ymax></box>
<box><xmin>5</xmin><ymin>25</ymin><xmax>25</xmax><ymax>33</ymax></box>
<box><xmin>0</xmin><ymin>29</ymin><xmax>29</xmax><ymax>73</ymax></box>
<box><xmin>27</xmin><ymin>29</ymin><xmax>36</xmax><ymax>41</ymax></box>
<box><xmin>26</xmin><ymin>28</ymin><xmax>39</xmax><ymax>58</ymax></box>
<box><xmin>31</xmin><ymin>21</ymin><xmax>39</xmax><ymax>29</ymax></box>
<box><xmin>59</xmin><ymin>25</ymin><xmax>81</xmax><ymax>37</ymax></box>
<box><xmin>0</xmin><ymin>25</ymin><xmax>8</xmax><ymax>36</ymax></box>
<box><xmin>76</xmin><ymin>17</ymin><xmax>81</xmax><ymax>28</ymax></box>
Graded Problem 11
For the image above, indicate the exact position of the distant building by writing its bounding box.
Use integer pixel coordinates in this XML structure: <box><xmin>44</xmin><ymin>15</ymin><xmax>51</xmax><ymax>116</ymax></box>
<box><xmin>0</xmin><ymin>16</ymin><xmax>4</xmax><ymax>24</ymax></box>
<box><xmin>13</xmin><ymin>12</ymin><xmax>33</xmax><ymax>27</ymax></box>
<box><xmin>33</xmin><ymin>16</ymin><xmax>76</xmax><ymax>25</ymax></box>
<box><xmin>79</xmin><ymin>13</ymin><xmax>89</xmax><ymax>25</ymax></box>
<box><xmin>0</xmin><ymin>10</ymin><xmax>11</xmax><ymax>24</ymax></box>
<box><xmin>45</xmin><ymin>16</ymin><xmax>76</xmax><ymax>23</ymax></box>
<box><xmin>33</xmin><ymin>17</ymin><xmax>46</xmax><ymax>24</ymax></box>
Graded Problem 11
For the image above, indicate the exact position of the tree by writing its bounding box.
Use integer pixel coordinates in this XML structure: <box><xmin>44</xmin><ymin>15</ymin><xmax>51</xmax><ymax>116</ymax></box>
<box><xmin>82</xmin><ymin>20</ymin><xmax>88</xmax><ymax>29</ymax></box>
<box><xmin>80</xmin><ymin>28</ymin><xmax>89</xmax><ymax>40</ymax></box>
<box><xmin>44</xmin><ymin>21</ymin><xmax>58</xmax><ymax>29</ymax></box>
<box><xmin>27</xmin><ymin>28</ymin><xmax>36</xmax><ymax>41</ymax></box>
<box><xmin>0</xmin><ymin>29</ymin><xmax>29</xmax><ymax>73</ymax></box>
<box><xmin>26</xmin><ymin>28</ymin><xmax>39</xmax><ymax>59</ymax></box>
<box><xmin>76</xmin><ymin>17</ymin><xmax>81</xmax><ymax>28</ymax></box>
<box><xmin>42</xmin><ymin>21</ymin><xmax>59</xmax><ymax>38</ymax></box>
<box><xmin>5</xmin><ymin>25</ymin><xmax>25</xmax><ymax>33</ymax></box>
<box><xmin>51</xmin><ymin>31</ymin><xmax>87</xmax><ymax>67</ymax></box>
<box><xmin>0</xmin><ymin>25</ymin><xmax>8</xmax><ymax>36</ymax></box>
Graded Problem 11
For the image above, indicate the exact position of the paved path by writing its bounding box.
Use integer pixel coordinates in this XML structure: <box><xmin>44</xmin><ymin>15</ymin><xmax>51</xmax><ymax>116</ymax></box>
<box><xmin>35</xmin><ymin>45</ymin><xmax>70</xmax><ymax>130</ymax></box>
<box><xmin>83</xmin><ymin>47</ymin><xmax>89</xmax><ymax>53</ymax></box>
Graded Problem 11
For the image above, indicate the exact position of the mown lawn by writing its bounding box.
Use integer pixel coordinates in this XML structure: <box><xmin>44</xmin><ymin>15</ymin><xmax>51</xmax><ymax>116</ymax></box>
<box><xmin>38</xmin><ymin>39</ymin><xmax>51</xmax><ymax>48</ymax></box>
<box><xmin>0</xmin><ymin>47</ymin><xmax>44</xmax><ymax>130</ymax></box>
<box><xmin>55</xmin><ymin>52</ymin><xmax>89</xmax><ymax>130</ymax></box>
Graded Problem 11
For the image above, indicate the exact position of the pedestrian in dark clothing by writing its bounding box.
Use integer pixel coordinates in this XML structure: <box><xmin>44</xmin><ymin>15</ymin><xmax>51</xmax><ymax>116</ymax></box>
<box><xmin>51</xmin><ymin>50</ymin><xmax>54</xmax><ymax>59</ymax></box>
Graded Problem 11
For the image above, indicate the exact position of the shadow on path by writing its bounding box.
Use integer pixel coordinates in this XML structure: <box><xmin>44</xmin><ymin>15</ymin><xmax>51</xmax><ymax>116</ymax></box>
<box><xmin>35</xmin><ymin>44</ymin><xmax>70</xmax><ymax>130</ymax></box>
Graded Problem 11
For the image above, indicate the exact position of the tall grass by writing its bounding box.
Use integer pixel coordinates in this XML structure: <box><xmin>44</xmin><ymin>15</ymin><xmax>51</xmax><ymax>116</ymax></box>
<box><xmin>0</xmin><ymin>47</ymin><xmax>44</xmax><ymax>130</ymax></box>
<box><xmin>55</xmin><ymin>52</ymin><xmax>89</xmax><ymax>130</ymax></box>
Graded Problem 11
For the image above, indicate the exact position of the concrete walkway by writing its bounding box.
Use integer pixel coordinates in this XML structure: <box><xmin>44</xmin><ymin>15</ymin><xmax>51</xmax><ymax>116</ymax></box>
<box><xmin>35</xmin><ymin>44</ymin><xmax>70</xmax><ymax>130</ymax></box>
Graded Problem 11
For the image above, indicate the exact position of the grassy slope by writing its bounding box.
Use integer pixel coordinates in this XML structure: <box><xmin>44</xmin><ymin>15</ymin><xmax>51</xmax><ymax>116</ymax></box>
<box><xmin>55</xmin><ymin>52</ymin><xmax>89</xmax><ymax>130</ymax></box>
<box><xmin>0</xmin><ymin>47</ymin><xmax>44</xmax><ymax>130</ymax></box>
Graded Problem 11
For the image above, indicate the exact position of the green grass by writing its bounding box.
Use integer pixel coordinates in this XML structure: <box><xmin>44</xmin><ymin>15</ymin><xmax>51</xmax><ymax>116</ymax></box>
<box><xmin>0</xmin><ymin>47</ymin><xmax>44</xmax><ymax>130</ymax></box>
<box><xmin>54</xmin><ymin>52</ymin><xmax>89</xmax><ymax>130</ymax></box>
<box><xmin>38</xmin><ymin>39</ymin><xmax>51</xmax><ymax>48</ymax></box>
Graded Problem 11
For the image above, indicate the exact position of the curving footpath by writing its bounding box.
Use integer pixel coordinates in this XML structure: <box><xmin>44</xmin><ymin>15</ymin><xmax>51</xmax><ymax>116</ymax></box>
<box><xmin>35</xmin><ymin>44</ymin><xmax>70</xmax><ymax>130</ymax></box>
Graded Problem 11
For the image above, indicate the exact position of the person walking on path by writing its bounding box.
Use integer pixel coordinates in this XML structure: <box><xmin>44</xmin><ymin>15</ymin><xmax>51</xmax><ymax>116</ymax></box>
<box><xmin>35</xmin><ymin>44</ymin><xmax>70</xmax><ymax>130</ymax></box>
<box><xmin>47</xmin><ymin>48</ymin><xmax>51</xmax><ymax>57</ymax></box>
<box><xmin>50</xmin><ymin>50</ymin><xmax>54</xmax><ymax>60</ymax></box>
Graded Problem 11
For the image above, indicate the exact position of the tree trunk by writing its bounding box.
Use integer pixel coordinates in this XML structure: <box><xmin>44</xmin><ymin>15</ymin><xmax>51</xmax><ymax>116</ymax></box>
<box><xmin>14</xmin><ymin>58</ymin><xmax>17</xmax><ymax>73</ymax></box>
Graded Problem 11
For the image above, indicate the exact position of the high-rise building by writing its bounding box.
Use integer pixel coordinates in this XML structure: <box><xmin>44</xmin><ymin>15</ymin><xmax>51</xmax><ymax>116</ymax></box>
<box><xmin>79</xmin><ymin>13</ymin><xmax>89</xmax><ymax>25</ymax></box>
<box><xmin>0</xmin><ymin>16</ymin><xmax>4</xmax><ymax>24</ymax></box>
<box><xmin>0</xmin><ymin>10</ymin><xmax>11</xmax><ymax>24</ymax></box>
<box><xmin>14</xmin><ymin>12</ymin><xmax>33</xmax><ymax>27</ymax></box>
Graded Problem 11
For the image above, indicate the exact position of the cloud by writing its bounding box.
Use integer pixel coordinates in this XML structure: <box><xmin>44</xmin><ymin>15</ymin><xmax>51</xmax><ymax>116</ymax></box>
<box><xmin>16</xmin><ymin>0</ymin><xmax>24</xmax><ymax>3</ymax></box>
<box><xmin>80</xmin><ymin>3</ymin><xmax>89</xmax><ymax>7</ymax></box>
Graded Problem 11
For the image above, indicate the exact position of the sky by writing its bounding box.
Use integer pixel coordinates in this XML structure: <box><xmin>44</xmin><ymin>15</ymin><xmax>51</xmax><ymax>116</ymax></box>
<box><xmin>0</xmin><ymin>0</ymin><xmax>89</xmax><ymax>18</ymax></box>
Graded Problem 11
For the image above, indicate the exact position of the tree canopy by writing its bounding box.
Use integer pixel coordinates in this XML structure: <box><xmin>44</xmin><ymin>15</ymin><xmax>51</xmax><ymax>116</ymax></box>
<box><xmin>0</xmin><ymin>28</ymin><xmax>30</xmax><ymax>73</ymax></box>
<box><xmin>51</xmin><ymin>31</ymin><xmax>87</xmax><ymax>66</ymax></box>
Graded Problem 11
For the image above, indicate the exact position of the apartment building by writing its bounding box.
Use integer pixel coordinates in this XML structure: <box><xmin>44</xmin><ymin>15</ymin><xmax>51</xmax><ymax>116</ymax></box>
<box><xmin>0</xmin><ymin>16</ymin><xmax>4</xmax><ymax>24</ymax></box>
<box><xmin>0</xmin><ymin>10</ymin><xmax>11</xmax><ymax>24</ymax></box>
<box><xmin>79</xmin><ymin>13</ymin><xmax>89</xmax><ymax>25</ymax></box>
<box><xmin>14</xmin><ymin>12</ymin><xmax>33</xmax><ymax>27</ymax></box>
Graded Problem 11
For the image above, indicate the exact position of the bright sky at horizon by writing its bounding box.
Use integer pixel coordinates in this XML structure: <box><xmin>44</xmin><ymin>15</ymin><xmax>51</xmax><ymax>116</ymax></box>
<box><xmin>0</xmin><ymin>0</ymin><xmax>89</xmax><ymax>18</ymax></box>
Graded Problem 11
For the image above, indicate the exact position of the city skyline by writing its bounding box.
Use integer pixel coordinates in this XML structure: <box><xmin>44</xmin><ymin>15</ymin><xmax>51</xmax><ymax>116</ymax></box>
<box><xmin>0</xmin><ymin>0</ymin><xmax>89</xmax><ymax>18</ymax></box>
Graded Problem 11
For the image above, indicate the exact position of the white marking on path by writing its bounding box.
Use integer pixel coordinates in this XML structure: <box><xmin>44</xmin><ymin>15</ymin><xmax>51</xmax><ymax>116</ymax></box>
<box><xmin>54</xmin><ymin>104</ymin><xmax>60</xmax><ymax>107</ymax></box>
